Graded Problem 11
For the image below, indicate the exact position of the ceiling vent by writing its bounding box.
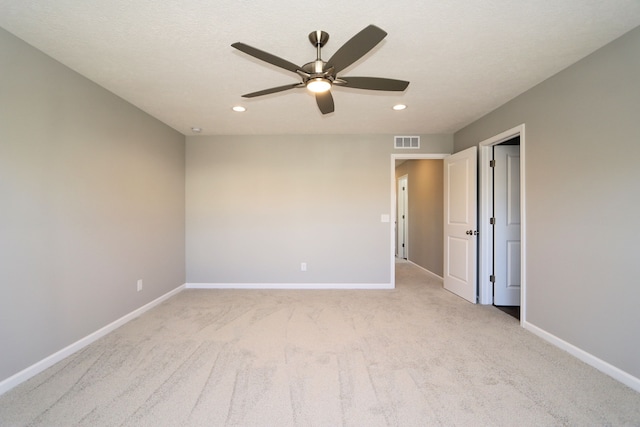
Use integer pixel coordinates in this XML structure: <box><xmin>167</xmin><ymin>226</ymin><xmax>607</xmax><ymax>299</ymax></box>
<box><xmin>394</xmin><ymin>136</ymin><xmax>420</xmax><ymax>149</ymax></box>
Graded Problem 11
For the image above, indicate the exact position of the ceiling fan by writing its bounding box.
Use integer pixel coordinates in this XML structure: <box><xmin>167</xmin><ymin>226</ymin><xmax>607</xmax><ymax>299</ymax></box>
<box><xmin>231</xmin><ymin>25</ymin><xmax>409</xmax><ymax>115</ymax></box>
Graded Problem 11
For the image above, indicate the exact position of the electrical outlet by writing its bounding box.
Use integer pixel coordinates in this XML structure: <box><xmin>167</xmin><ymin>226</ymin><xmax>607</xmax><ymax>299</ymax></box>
<box><xmin>137</xmin><ymin>279</ymin><xmax>143</xmax><ymax>292</ymax></box>
<box><xmin>300</xmin><ymin>262</ymin><xmax>307</xmax><ymax>272</ymax></box>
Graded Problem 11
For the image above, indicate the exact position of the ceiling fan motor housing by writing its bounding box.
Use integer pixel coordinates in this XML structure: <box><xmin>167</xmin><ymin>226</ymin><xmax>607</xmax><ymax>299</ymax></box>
<box><xmin>301</xmin><ymin>61</ymin><xmax>335</xmax><ymax>81</ymax></box>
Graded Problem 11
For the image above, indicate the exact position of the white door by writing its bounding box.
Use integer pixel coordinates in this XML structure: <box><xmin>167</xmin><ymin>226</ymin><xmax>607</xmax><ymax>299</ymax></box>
<box><xmin>493</xmin><ymin>145</ymin><xmax>521</xmax><ymax>306</ymax></box>
<box><xmin>396</xmin><ymin>175</ymin><xmax>408</xmax><ymax>259</ymax></box>
<box><xmin>444</xmin><ymin>147</ymin><xmax>477</xmax><ymax>303</ymax></box>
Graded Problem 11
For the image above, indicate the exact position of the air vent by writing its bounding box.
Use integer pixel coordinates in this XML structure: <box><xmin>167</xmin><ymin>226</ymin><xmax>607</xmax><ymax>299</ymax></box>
<box><xmin>394</xmin><ymin>136</ymin><xmax>420</xmax><ymax>149</ymax></box>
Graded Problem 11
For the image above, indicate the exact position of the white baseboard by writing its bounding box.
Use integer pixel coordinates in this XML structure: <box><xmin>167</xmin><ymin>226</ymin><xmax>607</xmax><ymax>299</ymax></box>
<box><xmin>523</xmin><ymin>321</ymin><xmax>640</xmax><ymax>393</ymax></box>
<box><xmin>407</xmin><ymin>260</ymin><xmax>444</xmax><ymax>281</ymax></box>
<box><xmin>0</xmin><ymin>283</ymin><xmax>186</xmax><ymax>396</ymax></box>
<box><xmin>186</xmin><ymin>282</ymin><xmax>394</xmax><ymax>290</ymax></box>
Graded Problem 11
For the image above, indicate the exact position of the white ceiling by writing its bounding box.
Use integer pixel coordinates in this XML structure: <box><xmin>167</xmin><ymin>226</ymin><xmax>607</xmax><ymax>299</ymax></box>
<box><xmin>2</xmin><ymin>1</ymin><xmax>640</xmax><ymax>136</ymax></box>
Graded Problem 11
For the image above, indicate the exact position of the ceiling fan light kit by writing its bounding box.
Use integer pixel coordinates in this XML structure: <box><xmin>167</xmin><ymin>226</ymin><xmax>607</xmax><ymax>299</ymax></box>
<box><xmin>232</xmin><ymin>25</ymin><xmax>409</xmax><ymax>115</ymax></box>
<box><xmin>306</xmin><ymin>78</ymin><xmax>331</xmax><ymax>93</ymax></box>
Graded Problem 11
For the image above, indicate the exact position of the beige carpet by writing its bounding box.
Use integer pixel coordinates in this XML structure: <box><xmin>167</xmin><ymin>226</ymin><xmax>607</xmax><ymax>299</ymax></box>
<box><xmin>1</xmin><ymin>261</ymin><xmax>639</xmax><ymax>426</ymax></box>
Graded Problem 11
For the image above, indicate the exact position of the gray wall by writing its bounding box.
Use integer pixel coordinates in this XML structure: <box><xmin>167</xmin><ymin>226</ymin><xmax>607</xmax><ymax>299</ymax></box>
<box><xmin>455</xmin><ymin>27</ymin><xmax>640</xmax><ymax>378</ymax></box>
<box><xmin>0</xmin><ymin>28</ymin><xmax>186</xmax><ymax>382</ymax></box>
<box><xmin>186</xmin><ymin>135</ymin><xmax>452</xmax><ymax>285</ymax></box>
<box><xmin>395</xmin><ymin>160</ymin><xmax>444</xmax><ymax>275</ymax></box>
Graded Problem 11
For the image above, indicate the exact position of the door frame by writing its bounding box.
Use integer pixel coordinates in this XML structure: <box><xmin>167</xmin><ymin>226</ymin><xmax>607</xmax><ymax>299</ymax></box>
<box><xmin>478</xmin><ymin>124</ymin><xmax>527</xmax><ymax>324</ymax></box>
<box><xmin>390</xmin><ymin>153</ymin><xmax>448</xmax><ymax>287</ymax></box>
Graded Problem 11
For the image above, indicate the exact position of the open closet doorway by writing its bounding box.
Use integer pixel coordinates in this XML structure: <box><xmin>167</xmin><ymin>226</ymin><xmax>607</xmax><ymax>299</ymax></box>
<box><xmin>478</xmin><ymin>124</ymin><xmax>527</xmax><ymax>324</ymax></box>
<box><xmin>492</xmin><ymin>141</ymin><xmax>521</xmax><ymax>310</ymax></box>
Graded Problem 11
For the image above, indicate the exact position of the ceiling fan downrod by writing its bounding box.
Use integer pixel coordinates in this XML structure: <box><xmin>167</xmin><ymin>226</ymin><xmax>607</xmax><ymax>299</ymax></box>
<box><xmin>305</xmin><ymin>30</ymin><xmax>332</xmax><ymax>92</ymax></box>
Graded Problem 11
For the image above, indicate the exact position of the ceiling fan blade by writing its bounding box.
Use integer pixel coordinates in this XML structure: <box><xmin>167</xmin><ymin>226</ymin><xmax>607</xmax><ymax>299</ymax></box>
<box><xmin>327</xmin><ymin>25</ymin><xmax>387</xmax><ymax>73</ymax></box>
<box><xmin>242</xmin><ymin>83</ymin><xmax>303</xmax><ymax>98</ymax></box>
<box><xmin>337</xmin><ymin>76</ymin><xmax>410</xmax><ymax>91</ymax></box>
<box><xmin>232</xmin><ymin>42</ymin><xmax>301</xmax><ymax>74</ymax></box>
<box><xmin>315</xmin><ymin>91</ymin><xmax>334</xmax><ymax>114</ymax></box>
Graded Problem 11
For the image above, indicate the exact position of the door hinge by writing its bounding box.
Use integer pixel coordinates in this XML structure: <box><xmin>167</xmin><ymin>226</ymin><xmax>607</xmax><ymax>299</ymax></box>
<box><xmin>490</xmin><ymin>274</ymin><xmax>496</xmax><ymax>283</ymax></box>
<box><xmin>489</xmin><ymin>217</ymin><xmax>495</xmax><ymax>225</ymax></box>
<box><xmin>490</xmin><ymin>160</ymin><xmax>496</xmax><ymax>167</ymax></box>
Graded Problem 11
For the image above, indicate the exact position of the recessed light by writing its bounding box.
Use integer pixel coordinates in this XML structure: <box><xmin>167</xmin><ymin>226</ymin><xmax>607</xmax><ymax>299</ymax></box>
<box><xmin>191</xmin><ymin>127</ymin><xmax>202</xmax><ymax>133</ymax></box>
<box><xmin>232</xmin><ymin>106</ymin><xmax>246</xmax><ymax>112</ymax></box>
<box><xmin>393</xmin><ymin>104</ymin><xmax>407</xmax><ymax>111</ymax></box>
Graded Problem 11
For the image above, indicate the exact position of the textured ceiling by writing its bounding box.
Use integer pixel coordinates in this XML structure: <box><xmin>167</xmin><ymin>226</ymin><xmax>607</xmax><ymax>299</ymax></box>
<box><xmin>1</xmin><ymin>0</ymin><xmax>640</xmax><ymax>135</ymax></box>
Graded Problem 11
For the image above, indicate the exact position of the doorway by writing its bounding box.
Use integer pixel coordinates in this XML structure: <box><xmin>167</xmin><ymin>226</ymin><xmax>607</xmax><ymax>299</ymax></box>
<box><xmin>492</xmin><ymin>141</ymin><xmax>521</xmax><ymax>318</ymax></box>
<box><xmin>478</xmin><ymin>124</ymin><xmax>527</xmax><ymax>324</ymax></box>
<box><xmin>390</xmin><ymin>154</ymin><xmax>448</xmax><ymax>287</ymax></box>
